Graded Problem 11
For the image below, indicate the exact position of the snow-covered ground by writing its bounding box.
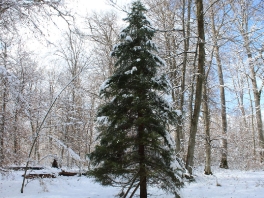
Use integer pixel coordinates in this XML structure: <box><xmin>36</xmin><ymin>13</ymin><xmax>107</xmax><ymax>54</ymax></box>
<box><xmin>0</xmin><ymin>167</ymin><xmax>263</xmax><ymax>198</ymax></box>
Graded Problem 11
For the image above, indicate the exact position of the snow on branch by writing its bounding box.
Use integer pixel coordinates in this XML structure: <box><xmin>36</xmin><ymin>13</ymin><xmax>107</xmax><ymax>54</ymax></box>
<box><xmin>48</xmin><ymin>135</ymin><xmax>82</xmax><ymax>161</ymax></box>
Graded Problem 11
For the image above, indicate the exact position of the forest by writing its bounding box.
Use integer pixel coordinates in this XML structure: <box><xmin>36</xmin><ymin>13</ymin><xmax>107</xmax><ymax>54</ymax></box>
<box><xmin>0</xmin><ymin>0</ymin><xmax>264</xmax><ymax>197</ymax></box>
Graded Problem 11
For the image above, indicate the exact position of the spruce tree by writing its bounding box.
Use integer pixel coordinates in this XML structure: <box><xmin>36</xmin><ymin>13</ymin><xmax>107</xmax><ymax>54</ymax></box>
<box><xmin>88</xmin><ymin>1</ymin><xmax>184</xmax><ymax>197</ymax></box>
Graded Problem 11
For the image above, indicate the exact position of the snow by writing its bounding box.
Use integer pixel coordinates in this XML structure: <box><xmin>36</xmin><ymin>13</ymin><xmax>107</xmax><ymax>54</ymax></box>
<box><xmin>174</xmin><ymin>24</ymin><xmax>182</xmax><ymax>30</ymax></box>
<box><xmin>181</xmin><ymin>167</ymin><xmax>264</xmax><ymax>198</ymax></box>
<box><xmin>99</xmin><ymin>79</ymin><xmax>110</xmax><ymax>93</ymax></box>
<box><xmin>141</xmin><ymin>25</ymin><xmax>154</xmax><ymax>32</ymax></box>
<box><xmin>146</xmin><ymin>40</ymin><xmax>156</xmax><ymax>49</ymax></box>
<box><xmin>122</xmin><ymin>94</ymin><xmax>133</xmax><ymax>98</ymax></box>
<box><xmin>133</xmin><ymin>46</ymin><xmax>142</xmax><ymax>51</ymax></box>
<box><xmin>125</xmin><ymin>66</ymin><xmax>137</xmax><ymax>75</ymax></box>
<box><xmin>120</xmin><ymin>32</ymin><xmax>126</xmax><ymax>38</ymax></box>
<box><xmin>152</xmin><ymin>54</ymin><xmax>166</xmax><ymax>67</ymax></box>
<box><xmin>131</xmin><ymin>66</ymin><xmax>137</xmax><ymax>73</ymax></box>
<box><xmin>0</xmin><ymin>66</ymin><xmax>7</xmax><ymax>75</ymax></box>
<box><xmin>48</xmin><ymin>136</ymin><xmax>82</xmax><ymax>161</ymax></box>
<box><xmin>96</xmin><ymin>116</ymin><xmax>109</xmax><ymax>125</ymax></box>
<box><xmin>164</xmin><ymin>130</ymin><xmax>176</xmax><ymax>148</ymax></box>
<box><xmin>175</xmin><ymin>110</ymin><xmax>182</xmax><ymax>116</ymax></box>
<box><xmin>125</xmin><ymin>35</ymin><xmax>133</xmax><ymax>42</ymax></box>
<box><xmin>1</xmin><ymin>167</ymin><xmax>264</xmax><ymax>197</ymax></box>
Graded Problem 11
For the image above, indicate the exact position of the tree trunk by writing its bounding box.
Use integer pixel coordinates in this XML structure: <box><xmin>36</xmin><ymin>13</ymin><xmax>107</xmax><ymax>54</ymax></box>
<box><xmin>138</xmin><ymin>123</ymin><xmax>147</xmax><ymax>198</ymax></box>
<box><xmin>0</xmin><ymin>84</ymin><xmax>6</xmax><ymax>166</ymax></box>
<box><xmin>185</xmin><ymin>0</ymin><xmax>205</xmax><ymax>175</ymax></box>
<box><xmin>0</xmin><ymin>44</ymin><xmax>8</xmax><ymax>166</ymax></box>
<box><xmin>210</xmin><ymin>8</ymin><xmax>228</xmax><ymax>169</ymax></box>
<box><xmin>243</xmin><ymin>26</ymin><xmax>264</xmax><ymax>162</ymax></box>
<box><xmin>13</xmin><ymin>109</ymin><xmax>19</xmax><ymax>164</ymax></box>
<box><xmin>175</xmin><ymin>0</ymin><xmax>192</xmax><ymax>155</ymax></box>
<box><xmin>232</xmin><ymin>72</ymin><xmax>256</xmax><ymax>157</ymax></box>
<box><xmin>248</xmin><ymin>53</ymin><xmax>264</xmax><ymax>161</ymax></box>
<box><xmin>246</xmin><ymin>77</ymin><xmax>256</xmax><ymax>157</ymax></box>
<box><xmin>203</xmin><ymin>82</ymin><xmax>212</xmax><ymax>175</ymax></box>
<box><xmin>231</xmin><ymin>0</ymin><xmax>264</xmax><ymax>162</ymax></box>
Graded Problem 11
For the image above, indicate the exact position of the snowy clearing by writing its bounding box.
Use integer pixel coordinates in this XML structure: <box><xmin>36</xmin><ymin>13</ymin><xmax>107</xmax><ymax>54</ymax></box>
<box><xmin>0</xmin><ymin>167</ymin><xmax>263</xmax><ymax>198</ymax></box>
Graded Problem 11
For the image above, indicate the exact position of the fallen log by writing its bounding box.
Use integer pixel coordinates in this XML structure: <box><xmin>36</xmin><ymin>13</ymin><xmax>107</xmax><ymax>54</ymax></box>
<box><xmin>59</xmin><ymin>171</ymin><xmax>77</xmax><ymax>176</ymax></box>
<box><xmin>22</xmin><ymin>173</ymin><xmax>56</xmax><ymax>179</ymax></box>
<box><xmin>7</xmin><ymin>167</ymin><xmax>44</xmax><ymax>171</ymax></box>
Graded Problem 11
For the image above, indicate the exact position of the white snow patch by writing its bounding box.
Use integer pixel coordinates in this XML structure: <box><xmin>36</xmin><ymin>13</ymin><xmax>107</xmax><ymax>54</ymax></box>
<box><xmin>112</xmin><ymin>43</ymin><xmax>119</xmax><ymax>51</ymax></box>
<box><xmin>125</xmin><ymin>35</ymin><xmax>133</xmax><ymax>42</ymax></box>
<box><xmin>96</xmin><ymin>116</ymin><xmax>109</xmax><ymax>125</ymax></box>
<box><xmin>174</xmin><ymin>24</ymin><xmax>182</xmax><ymax>30</ymax></box>
<box><xmin>174</xmin><ymin>110</ymin><xmax>182</xmax><ymax>116</ymax></box>
<box><xmin>164</xmin><ymin>130</ymin><xmax>176</xmax><ymax>148</ymax></box>
<box><xmin>142</xmin><ymin>25</ymin><xmax>154</xmax><ymax>32</ymax></box>
<box><xmin>0</xmin><ymin>66</ymin><xmax>7</xmax><ymax>75</ymax></box>
<box><xmin>122</xmin><ymin>94</ymin><xmax>133</xmax><ymax>98</ymax></box>
<box><xmin>120</xmin><ymin>32</ymin><xmax>126</xmax><ymax>38</ymax></box>
<box><xmin>133</xmin><ymin>46</ymin><xmax>141</xmax><ymax>51</ymax></box>
<box><xmin>153</xmin><ymin>54</ymin><xmax>166</xmax><ymax>67</ymax></box>
<box><xmin>99</xmin><ymin>79</ymin><xmax>110</xmax><ymax>93</ymax></box>
<box><xmin>146</xmin><ymin>40</ymin><xmax>156</xmax><ymax>49</ymax></box>
<box><xmin>131</xmin><ymin>66</ymin><xmax>137</xmax><ymax>74</ymax></box>
<box><xmin>125</xmin><ymin>66</ymin><xmax>137</xmax><ymax>75</ymax></box>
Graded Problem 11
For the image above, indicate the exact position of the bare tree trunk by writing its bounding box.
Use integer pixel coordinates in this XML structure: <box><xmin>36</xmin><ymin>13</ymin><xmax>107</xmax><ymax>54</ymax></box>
<box><xmin>0</xmin><ymin>43</ymin><xmax>8</xmax><ymax>166</ymax></box>
<box><xmin>0</xmin><ymin>84</ymin><xmax>6</xmax><ymax>166</ymax></box>
<box><xmin>13</xmin><ymin>110</ymin><xmax>19</xmax><ymax>164</ymax></box>
<box><xmin>246</xmin><ymin>77</ymin><xmax>256</xmax><ymax>157</ymax></box>
<box><xmin>203</xmin><ymin>82</ymin><xmax>212</xmax><ymax>175</ymax></box>
<box><xmin>210</xmin><ymin>8</ymin><xmax>228</xmax><ymax>169</ymax></box>
<box><xmin>232</xmin><ymin>71</ymin><xmax>256</xmax><ymax>157</ymax></box>
<box><xmin>241</xmin><ymin>11</ymin><xmax>264</xmax><ymax>162</ymax></box>
<box><xmin>185</xmin><ymin>0</ymin><xmax>205</xmax><ymax>175</ymax></box>
<box><xmin>230</xmin><ymin>0</ymin><xmax>264</xmax><ymax>162</ymax></box>
<box><xmin>247</xmin><ymin>50</ymin><xmax>264</xmax><ymax>161</ymax></box>
<box><xmin>175</xmin><ymin>0</ymin><xmax>192</xmax><ymax>155</ymax></box>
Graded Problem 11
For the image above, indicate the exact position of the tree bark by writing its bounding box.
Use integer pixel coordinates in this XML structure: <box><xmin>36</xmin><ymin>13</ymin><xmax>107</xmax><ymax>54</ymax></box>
<box><xmin>0</xmin><ymin>43</ymin><xmax>8</xmax><ymax>166</ymax></box>
<box><xmin>175</xmin><ymin>0</ymin><xmax>192</xmax><ymax>155</ymax></box>
<box><xmin>185</xmin><ymin>0</ymin><xmax>205</xmax><ymax>175</ymax></box>
<box><xmin>210</xmin><ymin>8</ymin><xmax>228</xmax><ymax>169</ymax></box>
<box><xmin>138</xmin><ymin>123</ymin><xmax>147</xmax><ymax>198</ymax></box>
<box><xmin>239</xmin><ymin>1</ymin><xmax>264</xmax><ymax>161</ymax></box>
<box><xmin>203</xmin><ymin>82</ymin><xmax>212</xmax><ymax>175</ymax></box>
<box><xmin>0</xmin><ymin>83</ymin><xmax>6</xmax><ymax>166</ymax></box>
<box><xmin>247</xmin><ymin>49</ymin><xmax>264</xmax><ymax>161</ymax></box>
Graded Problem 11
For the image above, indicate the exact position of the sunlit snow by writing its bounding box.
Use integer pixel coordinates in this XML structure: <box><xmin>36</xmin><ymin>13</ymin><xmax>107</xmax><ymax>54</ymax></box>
<box><xmin>1</xmin><ymin>167</ymin><xmax>263</xmax><ymax>197</ymax></box>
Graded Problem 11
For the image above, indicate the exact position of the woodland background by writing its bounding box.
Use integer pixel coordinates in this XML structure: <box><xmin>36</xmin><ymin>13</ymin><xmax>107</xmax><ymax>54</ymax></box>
<box><xmin>0</xmin><ymin>0</ymin><xmax>264</xmax><ymax>174</ymax></box>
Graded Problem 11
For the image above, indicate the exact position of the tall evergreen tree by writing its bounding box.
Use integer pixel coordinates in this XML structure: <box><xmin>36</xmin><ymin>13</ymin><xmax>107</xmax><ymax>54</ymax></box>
<box><xmin>87</xmin><ymin>1</ymin><xmax>184</xmax><ymax>197</ymax></box>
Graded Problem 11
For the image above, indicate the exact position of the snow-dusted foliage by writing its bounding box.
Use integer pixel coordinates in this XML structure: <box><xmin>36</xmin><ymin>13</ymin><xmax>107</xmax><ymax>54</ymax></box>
<box><xmin>0</xmin><ymin>0</ymin><xmax>64</xmax><ymax>33</ymax></box>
